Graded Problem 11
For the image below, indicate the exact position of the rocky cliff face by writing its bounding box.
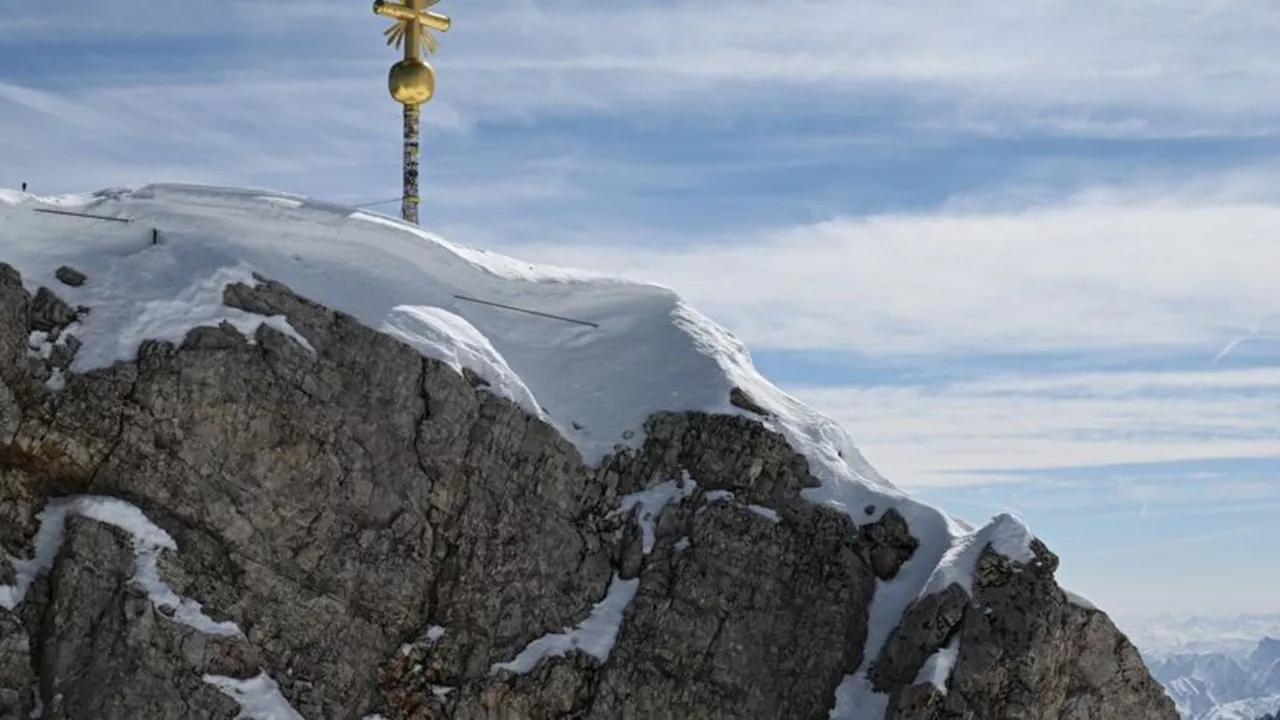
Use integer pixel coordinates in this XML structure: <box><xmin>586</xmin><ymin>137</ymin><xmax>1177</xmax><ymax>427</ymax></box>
<box><xmin>0</xmin><ymin>261</ymin><xmax>1177</xmax><ymax>719</ymax></box>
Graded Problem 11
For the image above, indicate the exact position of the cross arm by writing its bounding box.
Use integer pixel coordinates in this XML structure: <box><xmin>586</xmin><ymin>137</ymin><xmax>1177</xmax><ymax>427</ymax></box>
<box><xmin>373</xmin><ymin>0</ymin><xmax>451</xmax><ymax>33</ymax></box>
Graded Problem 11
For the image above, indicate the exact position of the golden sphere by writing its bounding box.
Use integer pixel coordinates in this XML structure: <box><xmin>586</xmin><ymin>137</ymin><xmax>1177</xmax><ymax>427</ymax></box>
<box><xmin>389</xmin><ymin>59</ymin><xmax>435</xmax><ymax>105</ymax></box>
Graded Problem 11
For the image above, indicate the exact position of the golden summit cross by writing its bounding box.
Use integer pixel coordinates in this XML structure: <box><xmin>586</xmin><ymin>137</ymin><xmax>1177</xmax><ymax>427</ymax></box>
<box><xmin>376</xmin><ymin>0</ymin><xmax>450</xmax><ymax>61</ymax></box>
<box><xmin>371</xmin><ymin>0</ymin><xmax>451</xmax><ymax>225</ymax></box>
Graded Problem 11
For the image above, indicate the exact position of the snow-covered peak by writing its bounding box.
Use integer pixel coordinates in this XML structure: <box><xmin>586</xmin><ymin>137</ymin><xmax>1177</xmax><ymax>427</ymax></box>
<box><xmin>1253</xmin><ymin>638</ymin><xmax>1280</xmax><ymax>668</ymax></box>
<box><xmin>1</xmin><ymin>183</ymin><xmax>906</xmax><ymax>502</ymax></box>
<box><xmin>1</xmin><ymin>186</ymin><xmax>845</xmax><ymax>468</ymax></box>
<box><xmin>0</xmin><ymin>182</ymin><xmax>1039</xmax><ymax>715</ymax></box>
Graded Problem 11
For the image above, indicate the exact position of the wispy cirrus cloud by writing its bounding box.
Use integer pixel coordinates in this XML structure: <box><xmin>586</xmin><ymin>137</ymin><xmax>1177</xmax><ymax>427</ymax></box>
<box><xmin>9</xmin><ymin>0</ymin><xmax>1280</xmax><ymax>179</ymax></box>
<box><xmin>784</xmin><ymin>367</ymin><xmax>1280</xmax><ymax>488</ymax></box>
<box><xmin>491</xmin><ymin>172</ymin><xmax>1280</xmax><ymax>359</ymax></box>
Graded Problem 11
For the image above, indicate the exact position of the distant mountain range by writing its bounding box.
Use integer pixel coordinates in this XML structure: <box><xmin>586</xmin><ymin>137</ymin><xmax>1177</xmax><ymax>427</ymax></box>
<box><xmin>1144</xmin><ymin>636</ymin><xmax>1280</xmax><ymax>719</ymax></box>
<box><xmin>1123</xmin><ymin>614</ymin><xmax>1280</xmax><ymax>657</ymax></box>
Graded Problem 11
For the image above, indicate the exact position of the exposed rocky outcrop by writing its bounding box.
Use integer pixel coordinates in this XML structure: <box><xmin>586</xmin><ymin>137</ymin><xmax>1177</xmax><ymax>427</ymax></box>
<box><xmin>35</xmin><ymin>517</ymin><xmax>251</xmax><ymax>719</ymax></box>
<box><xmin>53</xmin><ymin>267</ymin><xmax>85</xmax><ymax>289</ymax></box>
<box><xmin>874</xmin><ymin>542</ymin><xmax>1173</xmax><ymax>719</ymax></box>
<box><xmin>0</xmin><ymin>614</ymin><xmax>34</xmax><ymax>718</ymax></box>
<box><xmin>0</xmin><ymin>265</ymin><xmax>1177</xmax><ymax>719</ymax></box>
<box><xmin>28</xmin><ymin>287</ymin><xmax>78</xmax><ymax>334</ymax></box>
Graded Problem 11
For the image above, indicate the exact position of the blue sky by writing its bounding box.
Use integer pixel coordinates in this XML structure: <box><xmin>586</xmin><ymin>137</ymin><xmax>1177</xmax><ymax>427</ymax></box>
<box><xmin>3</xmin><ymin>0</ymin><xmax>1279</xmax><ymax>623</ymax></box>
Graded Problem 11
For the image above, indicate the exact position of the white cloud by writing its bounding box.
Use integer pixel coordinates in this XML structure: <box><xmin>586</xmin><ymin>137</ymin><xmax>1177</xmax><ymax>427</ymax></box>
<box><xmin>333</xmin><ymin>0</ymin><xmax>1280</xmax><ymax>131</ymax></box>
<box><xmin>12</xmin><ymin>0</ymin><xmax>1280</xmax><ymax>140</ymax></box>
<box><xmin>782</xmin><ymin>367</ymin><xmax>1280</xmax><ymax>488</ymax></box>
<box><xmin>427</xmin><ymin>1</ymin><xmax>1280</xmax><ymax>132</ymax></box>
<box><xmin>491</xmin><ymin>174</ymin><xmax>1280</xmax><ymax>359</ymax></box>
<box><xmin>8</xmin><ymin>0</ymin><xmax>1280</xmax><ymax>203</ymax></box>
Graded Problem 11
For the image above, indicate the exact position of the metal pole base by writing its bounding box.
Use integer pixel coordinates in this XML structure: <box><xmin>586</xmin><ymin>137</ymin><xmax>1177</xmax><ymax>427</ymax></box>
<box><xmin>402</xmin><ymin>103</ymin><xmax>421</xmax><ymax>224</ymax></box>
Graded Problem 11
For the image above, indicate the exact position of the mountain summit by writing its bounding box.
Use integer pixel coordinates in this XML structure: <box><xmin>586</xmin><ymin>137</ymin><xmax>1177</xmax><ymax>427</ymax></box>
<box><xmin>0</xmin><ymin>184</ymin><xmax>1175</xmax><ymax>718</ymax></box>
<box><xmin>1252</xmin><ymin>638</ymin><xmax>1280</xmax><ymax>669</ymax></box>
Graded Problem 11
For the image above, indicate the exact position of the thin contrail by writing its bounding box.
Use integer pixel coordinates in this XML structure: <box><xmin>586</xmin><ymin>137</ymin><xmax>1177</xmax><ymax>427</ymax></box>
<box><xmin>1213</xmin><ymin>307</ymin><xmax>1278</xmax><ymax>365</ymax></box>
<box><xmin>1212</xmin><ymin>338</ymin><xmax>1246</xmax><ymax>365</ymax></box>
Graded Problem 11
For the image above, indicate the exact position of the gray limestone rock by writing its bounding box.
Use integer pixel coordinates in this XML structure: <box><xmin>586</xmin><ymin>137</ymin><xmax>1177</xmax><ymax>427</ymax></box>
<box><xmin>616</xmin><ymin>506</ymin><xmax>647</xmax><ymax>580</ymax></box>
<box><xmin>858</xmin><ymin>507</ymin><xmax>920</xmax><ymax>580</ymax></box>
<box><xmin>53</xmin><ymin>267</ymin><xmax>86</xmax><ymax>288</ymax></box>
<box><xmin>728</xmin><ymin>386</ymin><xmax>771</xmax><ymax>417</ymax></box>
<box><xmin>0</xmin><ymin>265</ymin><xmax>1178</xmax><ymax>720</ymax></box>
<box><xmin>47</xmin><ymin>335</ymin><xmax>80</xmax><ymax>371</ymax></box>
<box><xmin>29</xmin><ymin>287</ymin><xmax>76</xmax><ymax>333</ymax></box>
<box><xmin>942</xmin><ymin>542</ymin><xmax>1176</xmax><ymax>719</ymax></box>
<box><xmin>886</xmin><ymin>683</ymin><xmax>945</xmax><ymax>720</ymax></box>
<box><xmin>3</xmin><ymin>275</ymin><xmax>617</xmax><ymax>717</ymax></box>
<box><xmin>180</xmin><ymin>322</ymin><xmax>249</xmax><ymax>351</ymax></box>
<box><xmin>870</xmin><ymin>582</ymin><xmax>969</xmax><ymax>691</ymax></box>
<box><xmin>34</xmin><ymin>517</ymin><xmax>249</xmax><ymax>720</ymax></box>
<box><xmin>0</xmin><ymin>264</ymin><xmax>30</xmax><ymax>390</ymax></box>
<box><xmin>587</xmin><ymin>500</ymin><xmax>873</xmax><ymax>719</ymax></box>
<box><xmin>461</xmin><ymin>366</ymin><xmax>490</xmax><ymax>389</ymax></box>
<box><xmin>0</xmin><ymin>614</ymin><xmax>35</xmax><ymax>720</ymax></box>
<box><xmin>876</xmin><ymin>542</ymin><xmax>1177</xmax><ymax>720</ymax></box>
<box><xmin>454</xmin><ymin>654</ymin><xmax>599</xmax><ymax>720</ymax></box>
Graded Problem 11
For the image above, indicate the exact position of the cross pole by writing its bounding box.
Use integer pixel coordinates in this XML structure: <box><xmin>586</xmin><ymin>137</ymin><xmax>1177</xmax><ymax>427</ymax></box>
<box><xmin>372</xmin><ymin>0</ymin><xmax>451</xmax><ymax>225</ymax></box>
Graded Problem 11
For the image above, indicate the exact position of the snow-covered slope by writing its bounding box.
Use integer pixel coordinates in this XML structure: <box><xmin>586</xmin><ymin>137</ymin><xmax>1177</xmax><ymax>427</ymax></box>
<box><xmin>0</xmin><ymin>182</ymin><xmax>1040</xmax><ymax>716</ymax></box>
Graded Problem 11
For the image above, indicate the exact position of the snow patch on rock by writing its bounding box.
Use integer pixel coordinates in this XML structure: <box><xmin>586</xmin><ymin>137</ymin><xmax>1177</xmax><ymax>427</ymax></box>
<box><xmin>746</xmin><ymin>504</ymin><xmax>781</xmax><ymax>523</ymax></box>
<box><xmin>915</xmin><ymin>637</ymin><xmax>962</xmax><ymax>695</ymax></box>
<box><xmin>611</xmin><ymin>473</ymin><xmax>698</xmax><ymax>554</ymax></box>
<box><xmin>1065</xmin><ymin>589</ymin><xmax>1098</xmax><ymax>610</ymax></box>
<box><xmin>923</xmin><ymin>512</ymin><xmax>1034</xmax><ymax>598</ymax></box>
<box><xmin>489</xmin><ymin>573</ymin><xmax>640</xmax><ymax>675</ymax></box>
<box><xmin>1</xmin><ymin>496</ymin><xmax>302</xmax><ymax>717</ymax></box>
<box><xmin>381</xmin><ymin>305</ymin><xmax>541</xmax><ymax>417</ymax></box>
<box><xmin>203</xmin><ymin>672</ymin><xmax>303</xmax><ymax>720</ymax></box>
<box><xmin>2</xmin><ymin>496</ymin><xmax>238</xmax><ymax>638</ymax></box>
